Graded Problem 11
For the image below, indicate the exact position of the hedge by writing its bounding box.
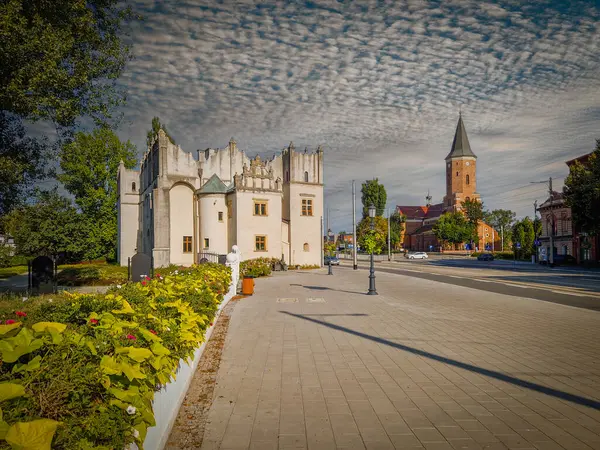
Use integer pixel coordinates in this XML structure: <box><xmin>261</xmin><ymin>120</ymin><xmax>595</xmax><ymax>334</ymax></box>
<box><xmin>0</xmin><ymin>263</ymin><xmax>230</xmax><ymax>449</ymax></box>
<box><xmin>240</xmin><ymin>257</ymin><xmax>278</xmax><ymax>278</ymax></box>
<box><xmin>470</xmin><ymin>251</ymin><xmax>515</xmax><ymax>260</ymax></box>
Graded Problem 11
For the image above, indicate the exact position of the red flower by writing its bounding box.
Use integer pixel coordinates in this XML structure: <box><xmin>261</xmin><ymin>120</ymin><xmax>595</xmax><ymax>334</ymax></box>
<box><xmin>145</xmin><ymin>276</ymin><xmax>151</xmax><ymax>280</ymax></box>
<box><xmin>210</xmin><ymin>322</ymin><xmax>214</xmax><ymax>326</ymax></box>
<box><xmin>15</xmin><ymin>311</ymin><xmax>26</xmax><ymax>317</ymax></box>
<box><xmin>141</xmin><ymin>281</ymin><xmax>147</xmax><ymax>286</ymax></box>
<box><xmin>156</xmin><ymin>273</ymin><xmax>161</xmax><ymax>278</ymax></box>
<box><xmin>149</xmin><ymin>329</ymin><xmax>157</xmax><ymax>335</ymax></box>
<box><xmin>126</xmin><ymin>334</ymin><xmax>137</xmax><ymax>340</ymax></box>
<box><xmin>5</xmin><ymin>319</ymin><xmax>16</xmax><ymax>325</ymax></box>
<box><xmin>89</xmin><ymin>318</ymin><xmax>99</xmax><ymax>325</ymax></box>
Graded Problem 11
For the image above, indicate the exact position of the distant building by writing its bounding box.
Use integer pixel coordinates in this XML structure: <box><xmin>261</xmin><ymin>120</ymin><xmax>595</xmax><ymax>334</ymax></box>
<box><xmin>117</xmin><ymin>131</ymin><xmax>324</xmax><ymax>267</ymax></box>
<box><xmin>536</xmin><ymin>192</ymin><xmax>573</xmax><ymax>260</ymax></box>
<box><xmin>397</xmin><ymin>115</ymin><xmax>499</xmax><ymax>252</ymax></box>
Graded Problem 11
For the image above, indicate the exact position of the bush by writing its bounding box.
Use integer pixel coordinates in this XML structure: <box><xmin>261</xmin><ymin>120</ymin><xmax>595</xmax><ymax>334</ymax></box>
<box><xmin>470</xmin><ymin>251</ymin><xmax>514</xmax><ymax>259</ymax></box>
<box><xmin>240</xmin><ymin>257</ymin><xmax>279</xmax><ymax>278</ymax></box>
<box><xmin>56</xmin><ymin>263</ymin><xmax>128</xmax><ymax>286</ymax></box>
<box><xmin>0</xmin><ymin>263</ymin><xmax>231</xmax><ymax>449</ymax></box>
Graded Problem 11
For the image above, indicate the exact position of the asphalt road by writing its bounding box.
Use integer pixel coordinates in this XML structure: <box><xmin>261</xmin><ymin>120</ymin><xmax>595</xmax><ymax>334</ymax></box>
<box><xmin>339</xmin><ymin>258</ymin><xmax>600</xmax><ymax>311</ymax></box>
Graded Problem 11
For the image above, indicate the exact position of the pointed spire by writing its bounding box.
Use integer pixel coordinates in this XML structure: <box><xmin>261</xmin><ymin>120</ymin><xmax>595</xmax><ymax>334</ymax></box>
<box><xmin>445</xmin><ymin>114</ymin><xmax>476</xmax><ymax>160</ymax></box>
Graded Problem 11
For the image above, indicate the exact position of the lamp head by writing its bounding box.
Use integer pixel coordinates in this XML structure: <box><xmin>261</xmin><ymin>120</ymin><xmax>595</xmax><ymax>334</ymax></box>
<box><xmin>368</xmin><ymin>204</ymin><xmax>376</xmax><ymax>218</ymax></box>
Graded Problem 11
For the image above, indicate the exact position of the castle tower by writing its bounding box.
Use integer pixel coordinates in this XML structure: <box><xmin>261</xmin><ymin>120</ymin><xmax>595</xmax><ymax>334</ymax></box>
<box><xmin>443</xmin><ymin>114</ymin><xmax>480</xmax><ymax>212</ymax></box>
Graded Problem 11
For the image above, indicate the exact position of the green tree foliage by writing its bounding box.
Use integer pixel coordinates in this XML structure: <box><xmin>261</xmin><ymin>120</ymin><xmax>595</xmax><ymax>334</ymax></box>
<box><xmin>361</xmin><ymin>179</ymin><xmax>387</xmax><ymax>218</ymax></box>
<box><xmin>58</xmin><ymin>127</ymin><xmax>137</xmax><ymax>260</ymax></box>
<box><xmin>511</xmin><ymin>217</ymin><xmax>535</xmax><ymax>258</ymax></box>
<box><xmin>0</xmin><ymin>0</ymin><xmax>137</xmax><ymax>127</ymax></box>
<box><xmin>0</xmin><ymin>112</ymin><xmax>52</xmax><ymax>218</ymax></box>
<box><xmin>433</xmin><ymin>212</ymin><xmax>473</xmax><ymax>247</ymax></box>
<box><xmin>461</xmin><ymin>198</ymin><xmax>484</xmax><ymax>225</ymax></box>
<box><xmin>4</xmin><ymin>189</ymin><xmax>92</xmax><ymax>261</ymax></box>
<box><xmin>483</xmin><ymin>209</ymin><xmax>516</xmax><ymax>250</ymax></box>
<box><xmin>146</xmin><ymin>117</ymin><xmax>176</xmax><ymax>148</ymax></box>
<box><xmin>388</xmin><ymin>211</ymin><xmax>405</xmax><ymax>250</ymax></box>
<box><xmin>563</xmin><ymin>142</ymin><xmax>600</xmax><ymax>236</ymax></box>
<box><xmin>357</xmin><ymin>216</ymin><xmax>387</xmax><ymax>254</ymax></box>
<box><xmin>324</xmin><ymin>241</ymin><xmax>336</xmax><ymax>256</ymax></box>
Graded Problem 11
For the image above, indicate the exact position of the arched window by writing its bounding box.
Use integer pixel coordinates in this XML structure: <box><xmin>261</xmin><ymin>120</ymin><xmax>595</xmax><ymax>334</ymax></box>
<box><xmin>456</xmin><ymin>171</ymin><xmax>459</xmax><ymax>176</ymax></box>
<box><xmin>466</xmin><ymin>175</ymin><xmax>470</xmax><ymax>185</ymax></box>
<box><xmin>303</xmin><ymin>243</ymin><xmax>309</xmax><ymax>252</ymax></box>
<box><xmin>465</xmin><ymin>197</ymin><xmax>470</xmax><ymax>202</ymax></box>
<box><xmin>304</xmin><ymin>171</ymin><xmax>309</xmax><ymax>182</ymax></box>
<box><xmin>132</xmin><ymin>182</ymin><xmax>136</xmax><ymax>192</ymax></box>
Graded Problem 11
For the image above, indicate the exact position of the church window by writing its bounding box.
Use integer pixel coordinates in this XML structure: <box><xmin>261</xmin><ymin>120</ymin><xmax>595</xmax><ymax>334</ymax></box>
<box><xmin>466</xmin><ymin>175</ymin><xmax>470</xmax><ymax>185</ymax></box>
<box><xmin>183</xmin><ymin>236</ymin><xmax>193</xmax><ymax>253</ymax></box>
<box><xmin>254</xmin><ymin>201</ymin><xmax>268</xmax><ymax>216</ymax></box>
<box><xmin>203</xmin><ymin>238</ymin><xmax>209</xmax><ymax>249</ymax></box>
<box><xmin>132</xmin><ymin>182</ymin><xmax>136</xmax><ymax>192</ymax></box>
<box><xmin>466</xmin><ymin>197</ymin><xmax>470</xmax><ymax>201</ymax></box>
<box><xmin>255</xmin><ymin>235</ymin><xmax>267</xmax><ymax>251</ymax></box>
<box><xmin>456</xmin><ymin>171</ymin><xmax>458</xmax><ymax>176</ymax></box>
<box><xmin>218</xmin><ymin>211</ymin><xmax>223</xmax><ymax>222</ymax></box>
<box><xmin>304</xmin><ymin>171</ymin><xmax>309</xmax><ymax>182</ymax></box>
<box><xmin>303</xmin><ymin>243</ymin><xmax>310</xmax><ymax>252</ymax></box>
<box><xmin>302</xmin><ymin>199</ymin><xmax>313</xmax><ymax>216</ymax></box>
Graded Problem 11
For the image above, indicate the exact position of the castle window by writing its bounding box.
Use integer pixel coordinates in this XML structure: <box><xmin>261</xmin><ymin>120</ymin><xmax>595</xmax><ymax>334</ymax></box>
<box><xmin>183</xmin><ymin>236</ymin><xmax>193</xmax><ymax>253</ymax></box>
<box><xmin>254</xmin><ymin>201</ymin><xmax>268</xmax><ymax>216</ymax></box>
<box><xmin>132</xmin><ymin>182</ymin><xmax>136</xmax><ymax>192</ymax></box>
<box><xmin>218</xmin><ymin>211</ymin><xmax>223</xmax><ymax>222</ymax></box>
<box><xmin>302</xmin><ymin>199</ymin><xmax>313</xmax><ymax>216</ymax></box>
<box><xmin>255</xmin><ymin>235</ymin><xmax>267</xmax><ymax>251</ymax></box>
<box><xmin>303</xmin><ymin>243</ymin><xmax>310</xmax><ymax>252</ymax></box>
<box><xmin>203</xmin><ymin>238</ymin><xmax>209</xmax><ymax>249</ymax></box>
<box><xmin>466</xmin><ymin>175</ymin><xmax>470</xmax><ymax>185</ymax></box>
<box><xmin>304</xmin><ymin>171</ymin><xmax>309</xmax><ymax>182</ymax></box>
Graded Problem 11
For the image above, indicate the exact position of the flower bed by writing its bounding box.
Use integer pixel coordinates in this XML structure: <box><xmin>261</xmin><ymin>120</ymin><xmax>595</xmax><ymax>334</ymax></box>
<box><xmin>240</xmin><ymin>257</ymin><xmax>279</xmax><ymax>278</ymax></box>
<box><xmin>0</xmin><ymin>263</ymin><xmax>230</xmax><ymax>449</ymax></box>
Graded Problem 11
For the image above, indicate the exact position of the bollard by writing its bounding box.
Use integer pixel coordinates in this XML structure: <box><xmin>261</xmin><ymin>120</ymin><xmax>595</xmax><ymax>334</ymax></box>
<box><xmin>328</xmin><ymin>261</ymin><xmax>333</xmax><ymax>275</ymax></box>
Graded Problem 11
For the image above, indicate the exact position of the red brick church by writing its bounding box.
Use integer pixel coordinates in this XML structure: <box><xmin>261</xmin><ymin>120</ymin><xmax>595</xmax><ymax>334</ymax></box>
<box><xmin>397</xmin><ymin>115</ymin><xmax>500</xmax><ymax>252</ymax></box>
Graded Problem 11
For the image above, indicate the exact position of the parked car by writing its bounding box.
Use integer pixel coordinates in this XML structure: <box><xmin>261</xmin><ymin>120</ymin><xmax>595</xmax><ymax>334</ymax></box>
<box><xmin>540</xmin><ymin>254</ymin><xmax>576</xmax><ymax>266</ymax></box>
<box><xmin>324</xmin><ymin>256</ymin><xmax>340</xmax><ymax>265</ymax></box>
<box><xmin>408</xmin><ymin>252</ymin><xmax>428</xmax><ymax>260</ymax></box>
<box><xmin>477</xmin><ymin>253</ymin><xmax>494</xmax><ymax>261</ymax></box>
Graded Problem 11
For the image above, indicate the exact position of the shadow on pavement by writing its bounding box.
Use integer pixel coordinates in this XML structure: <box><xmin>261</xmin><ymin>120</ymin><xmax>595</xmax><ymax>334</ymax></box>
<box><xmin>280</xmin><ymin>311</ymin><xmax>600</xmax><ymax>411</ymax></box>
<box><xmin>290</xmin><ymin>283</ymin><xmax>366</xmax><ymax>295</ymax></box>
<box><xmin>484</xmin><ymin>275</ymin><xmax>600</xmax><ymax>294</ymax></box>
<box><xmin>303</xmin><ymin>313</ymin><xmax>369</xmax><ymax>317</ymax></box>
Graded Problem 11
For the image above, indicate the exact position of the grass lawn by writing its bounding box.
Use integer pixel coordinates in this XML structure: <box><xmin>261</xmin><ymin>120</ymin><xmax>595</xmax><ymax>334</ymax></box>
<box><xmin>0</xmin><ymin>265</ymin><xmax>28</xmax><ymax>280</ymax></box>
<box><xmin>56</xmin><ymin>262</ymin><xmax>128</xmax><ymax>286</ymax></box>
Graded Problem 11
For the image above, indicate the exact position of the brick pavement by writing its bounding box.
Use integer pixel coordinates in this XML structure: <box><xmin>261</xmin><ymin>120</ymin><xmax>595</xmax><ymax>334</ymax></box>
<box><xmin>198</xmin><ymin>267</ymin><xmax>600</xmax><ymax>450</ymax></box>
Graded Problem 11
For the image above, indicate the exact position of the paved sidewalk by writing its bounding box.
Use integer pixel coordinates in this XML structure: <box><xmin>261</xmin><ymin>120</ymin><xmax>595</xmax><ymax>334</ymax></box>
<box><xmin>199</xmin><ymin>267</ymin><xmax>600</xmax><ymax>450</ymax></box>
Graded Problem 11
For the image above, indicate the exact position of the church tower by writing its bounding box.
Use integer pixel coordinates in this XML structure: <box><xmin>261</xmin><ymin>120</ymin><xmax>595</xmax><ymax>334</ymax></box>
<box><xmin>443</xmin><ymin>114</ymin><xmax>480</xmax><ymax>212</ymax></box>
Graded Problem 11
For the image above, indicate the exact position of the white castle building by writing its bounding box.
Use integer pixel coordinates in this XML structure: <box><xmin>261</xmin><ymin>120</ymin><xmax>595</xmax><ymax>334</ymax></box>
<box><xmin>117</xmin><ymin>130</ymin><xmax>324</xmax><ymax>267</ymax></box>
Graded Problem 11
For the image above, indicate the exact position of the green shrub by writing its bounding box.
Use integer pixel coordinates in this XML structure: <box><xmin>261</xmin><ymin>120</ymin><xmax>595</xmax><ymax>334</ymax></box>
<box><xmin>0</xmin><ymin>263</ymin><xmax>230</xmax><ymax>449</ymax></box>
<box><xmin>56</xmin><ymin>263</ymin><xmax>128</xmax><ymax>286</ymax></box>
<box><xmin>240</xmin><ymin>257</ymin><xmax>279</xmax><ymax>278</ymax></box>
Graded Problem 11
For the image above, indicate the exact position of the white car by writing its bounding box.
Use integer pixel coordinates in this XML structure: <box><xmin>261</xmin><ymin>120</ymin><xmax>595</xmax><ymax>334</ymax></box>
<box><xmin>408</xmin><ymin>252</ymin><xmax>428</xmax><ymax>260</ymax></box>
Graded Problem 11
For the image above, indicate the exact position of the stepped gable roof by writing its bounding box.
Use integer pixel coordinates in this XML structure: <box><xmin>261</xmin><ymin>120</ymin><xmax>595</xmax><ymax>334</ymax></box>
<box><xmin>196</xmin><ymin>174</ymin><xmax>230</xmax><ymax>195</ymax></box>
<box><xmin>397</xmin><ymin>203</ymin><xmax>444</xmax><ymax>220</ymax></box>
<box><xmin>445</xmin><ymin>114</ymin><xmax>477</xmax><ymax>160</ymax></box>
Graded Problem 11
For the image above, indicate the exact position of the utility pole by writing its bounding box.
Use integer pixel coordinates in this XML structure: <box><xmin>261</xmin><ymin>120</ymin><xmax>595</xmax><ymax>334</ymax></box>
<box><xmin>327</xmin><ymin>207</ymin><xmax>330</xmax><ymax>240</ymax></box>
<box><xmin>501</xmin><ymin>225</ymin><xmax>504</xmax><ymax>252</ymax></box>
<box><xmin>387</xmin><ymin>208</ymin><xmax>391</xmax><ymax>261</ymax></box>
<box><xmin>533</xmin><ymin>200</ymin><xmax>538</xmax><ymax>263</ymax></box>
<box><xmin>320</xmin><ymin>215</ymin><xmax>324</xmax><ymax>268</ymax></box>
<box><xmin>549</xmin><ymin>177</ymin><xmax>554</xmax><ymax>266</ymax></box>
<box><xmin>352</xmin><ymin>180</ymin><xmax>358</xmax><ymax>270</ymax></box>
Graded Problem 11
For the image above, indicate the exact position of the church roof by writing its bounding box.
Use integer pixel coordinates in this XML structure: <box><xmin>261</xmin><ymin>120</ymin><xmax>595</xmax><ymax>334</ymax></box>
<box><xmin>397</xmin><ymin>203</ymin><xmax>444</xmax><ymax>220</ymax></box>
<box><xmin>538</xmin><ymin>191</ymin><xmax>565</xmax><ymax>209</ymax></box>
<box><xmin>197</xmin><ymin>174</ymin><xmax>229</xmax><ymax>195</ymax></box>
<box><xmin>445</xmin><ymin>114</ymin><xmax>477</xmax><ymax>160</ymax></box>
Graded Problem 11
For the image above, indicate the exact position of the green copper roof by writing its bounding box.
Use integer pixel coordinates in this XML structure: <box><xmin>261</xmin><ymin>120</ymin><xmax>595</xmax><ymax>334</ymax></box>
<box><xmin>445</xmin><ymin>114</ymin><xmax>477</xmax><ymax>160</ymax></box>
<box><xmin>197</xmin><ymin>174</ymin><xmax>228</xmax><ymax>194</ymax></box>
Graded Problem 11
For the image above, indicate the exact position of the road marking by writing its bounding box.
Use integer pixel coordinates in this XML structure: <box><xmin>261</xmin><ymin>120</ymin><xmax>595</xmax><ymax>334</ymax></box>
<box><xmin>306</xmin><ymin>297</ymin><xmax>325</xmax><ymax>303</ymax></box>
<box><xmin>277</xmin><ymin>298</ymin><xmax>298</xmax><ymax>303</ymax></box>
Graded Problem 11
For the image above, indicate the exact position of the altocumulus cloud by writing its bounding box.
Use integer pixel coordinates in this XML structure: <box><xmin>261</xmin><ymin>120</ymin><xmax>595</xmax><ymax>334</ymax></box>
<box><xmin>113</xmin><ymin>0</ymin><xmax>600</xmax><ymax>229</ymax></box>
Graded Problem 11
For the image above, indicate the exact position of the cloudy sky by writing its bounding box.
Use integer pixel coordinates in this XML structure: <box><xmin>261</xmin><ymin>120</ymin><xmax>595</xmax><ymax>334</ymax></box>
<box><xmin>112</xmin><ymin>0</ymin><xmax>599</xmax><ymax>231</ymax></box>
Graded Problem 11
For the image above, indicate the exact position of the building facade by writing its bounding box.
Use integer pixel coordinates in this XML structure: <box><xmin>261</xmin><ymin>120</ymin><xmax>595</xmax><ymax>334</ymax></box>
<box><xmin>398</xmin><ymin>115</ymin><xmax>499</xmax><ymax>252</ymax></box>
<box><xmin>117</xmin><ymin>131</ymin><xmax>324</xmax><ymax>267</ymax></box>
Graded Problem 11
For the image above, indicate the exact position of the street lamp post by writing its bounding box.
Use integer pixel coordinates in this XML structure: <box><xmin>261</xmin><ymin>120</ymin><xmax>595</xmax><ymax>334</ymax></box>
<box><xmin>328</xmin><ymin>230</ymin><xmax>334</xmax><ymax>275</ymax></box>
<box><xmin>367</xmin><ymin>204</ymin><xmax>378</xmax><ymax>295</ymax></box>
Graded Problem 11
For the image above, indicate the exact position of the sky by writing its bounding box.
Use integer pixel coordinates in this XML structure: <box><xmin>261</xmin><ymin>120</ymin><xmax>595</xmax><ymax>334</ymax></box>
<box><xmin>88</xmin><ymin>0</ymin><xmax>600</xmax><ymax>231</ymax></box>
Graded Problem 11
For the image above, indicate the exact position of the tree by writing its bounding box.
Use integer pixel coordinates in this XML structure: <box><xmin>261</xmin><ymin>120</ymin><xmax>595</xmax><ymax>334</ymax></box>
<box><xmin>563</xmin><ymin>142</ymin><xmax>600</xmax><ymax>236</ymax></box>
<box><xmin>0</xmin><ymin>112</ymin><xmax>52</xmax><ymax>219</ymax></box>
<box><xmin>461</xmin><ymin>198</ymin><xmax>484</xmax><ymax>225</ymax></box>
<box><xmin>361</xmin><ymin>179</ymin><xmax>387</xmax><ymax>218</ymax></box>
<box><xmin>1</xmin><ymin>0</ymin><xmax>137</xmax><ymax>128</ymax></box>
<box><xmin>511</xmin><ymin>217</ymin><xmax>535</xmax><ymax>259</ymax></box>
<box><xmin>58</xmin><ymin>127</ymin><xmax>137</xmax><ymax>260</ymax></box>
<box><xmin>433</xmin><ymin>212</ymin><xmax>473</xmax><ymax>248</ymax></box>
<box><xmin>389</xmin><ymin>211</ymin><xmax>405</xmax><ymax>250</ymax></box>
<box><xmin>483</xmin><ymin>209</ymin><xmax>516</xmax><ymax>250</ymax></box>
<box><xmin>4</xmin><ymin>189</ymin><xmax>92</xmax><ymax>261</ymax></box>
<box><xmin>324</xmin><ymin>241</ymin><xmax>336</xmax><ymax>256</ymax></box>
<box><xmin>146</xmin><ymin>117</ymin><xmax>176</xmax><ymax>148</ymax></box>
<box><xmin>357</xmin><ymin>216</ymin><xmax>387</xmax><ymax>254</ymax></box>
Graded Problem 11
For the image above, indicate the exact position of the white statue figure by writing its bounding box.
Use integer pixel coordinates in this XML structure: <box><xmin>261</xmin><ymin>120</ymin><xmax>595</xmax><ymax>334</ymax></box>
<box><xmin>226</xmin><ymin>245</ymin><xmax>242</xmax><ymax>294</ymax></box>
